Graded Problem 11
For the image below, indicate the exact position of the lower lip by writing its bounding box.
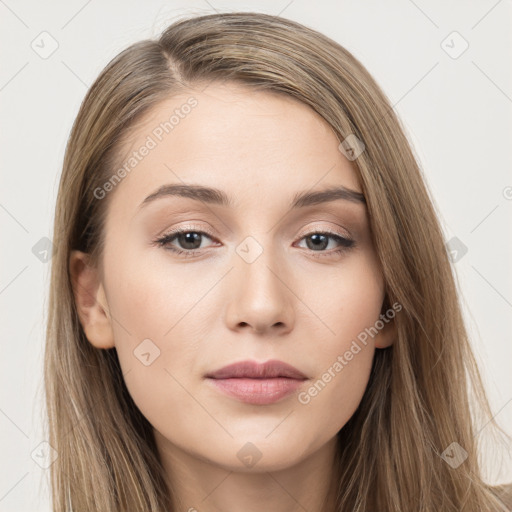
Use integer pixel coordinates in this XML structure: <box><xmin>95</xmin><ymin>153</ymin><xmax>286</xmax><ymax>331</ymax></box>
<box><xmin>207</xmin><ymin>377</ymin><xmax>305</xmax><ymax>405</ymax></box>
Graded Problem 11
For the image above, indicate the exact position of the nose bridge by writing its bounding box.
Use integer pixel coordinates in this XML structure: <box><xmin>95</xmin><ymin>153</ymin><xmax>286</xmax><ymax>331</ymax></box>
<box><xmin>225</xmin><ymin>234</ymin><xmax>294</xmax><ymax>333</ymax></box>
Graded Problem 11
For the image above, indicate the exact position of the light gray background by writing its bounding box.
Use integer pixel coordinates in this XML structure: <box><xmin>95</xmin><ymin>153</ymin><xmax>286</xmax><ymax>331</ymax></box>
<box><xmin>1</xmin><ymin>1</ymin><xmax>511</xmax><ymax>510</ymax></box>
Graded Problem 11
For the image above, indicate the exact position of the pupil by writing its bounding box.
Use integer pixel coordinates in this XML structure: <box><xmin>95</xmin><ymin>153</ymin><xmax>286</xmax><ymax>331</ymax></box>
<box><xmin>179</xmin><ymin>232</ymin><xmax>201</xmax><ymax>249</ymax></box>
<box><xmin>307</xmin><ymin>234</ymin><xmax>327</xmax><ymax>251</ymax></box>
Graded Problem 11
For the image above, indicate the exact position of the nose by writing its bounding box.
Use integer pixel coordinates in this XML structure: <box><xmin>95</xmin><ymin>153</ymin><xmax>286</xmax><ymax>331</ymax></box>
<box><xmin>224</xmin><ymin>244</ymin><xmax>295</xmax><ymax>336</ymax></box>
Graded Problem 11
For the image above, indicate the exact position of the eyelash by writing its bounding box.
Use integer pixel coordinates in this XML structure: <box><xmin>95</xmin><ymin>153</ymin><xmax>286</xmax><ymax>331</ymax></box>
<box><xmin>152</xmin><ymin>226</ymin><xmax>355</xmax><ymax>259</ymax></box>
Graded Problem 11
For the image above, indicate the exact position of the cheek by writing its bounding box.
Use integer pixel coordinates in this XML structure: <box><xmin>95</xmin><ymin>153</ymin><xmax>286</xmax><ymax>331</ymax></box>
<box><xmin>295</xmin><ymin>253</ymin><xmax>383</xmax><ymax>422</ymax></box>
<box><xmin>297</xmin><ymin>349</ymin><xmax>374</xmax><ymax>434</ymax></box>
<box><xmin>297</xmin><ymin>288</ymin><xmax>378</xmax><ymax>417</ymax></box>
<box><xmin>305</xmin><ymin>247</ymin><xmax>385</xmax><ymax>346</ymax></box>
<box><xmin>103</xmin><ymin>252</ymin><xmax>218</xmax><ymax>426</ymax></box>
<box><xmin>105</xmin><ymin>247</ymin><xmax>217</xmax><ymax>341</ymax></box>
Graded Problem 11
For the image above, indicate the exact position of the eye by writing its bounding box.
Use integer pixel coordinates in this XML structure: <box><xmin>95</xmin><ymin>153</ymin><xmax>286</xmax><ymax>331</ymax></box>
<box><xmin>153</xmin><ymin>228</ymin><xmax>356</xmax><ymax>259</ymax></box>
<box><xmin>295</xmin><ymin>231</ymin><xmax>355</xmax><ymax>258</ymax></box>
<box><xmin>153</xmin><ymin>228</ymin><xmax>218</xmax><ymax>257</ymax></box>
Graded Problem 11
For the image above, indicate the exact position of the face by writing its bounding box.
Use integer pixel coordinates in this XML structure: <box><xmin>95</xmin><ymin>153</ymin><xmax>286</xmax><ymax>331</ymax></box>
<box><xmin>71</xmin><ymin>82</ymin><xmax>394</xmax><ymax>473</ymax></box>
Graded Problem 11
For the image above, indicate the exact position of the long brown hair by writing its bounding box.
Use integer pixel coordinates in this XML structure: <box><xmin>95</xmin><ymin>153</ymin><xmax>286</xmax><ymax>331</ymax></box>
<box><xmin>44</xmin><ymin>11</ymin><xmax>511</xmax><ymax>511</ymax></box>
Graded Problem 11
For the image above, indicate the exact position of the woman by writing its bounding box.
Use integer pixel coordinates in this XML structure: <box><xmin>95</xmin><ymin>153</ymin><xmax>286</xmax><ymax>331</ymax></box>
<box><xmin>44</xmin><ymin>11</ymin><xmax>511</xmax><ymax>511</ymax></box>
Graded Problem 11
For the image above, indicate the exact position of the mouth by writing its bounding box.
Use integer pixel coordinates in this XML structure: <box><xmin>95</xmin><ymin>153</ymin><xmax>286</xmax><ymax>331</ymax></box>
<box><xmin>205</xmin><ymin>359</ymin><xmax>308</xmax><ymax>405</ymax></box>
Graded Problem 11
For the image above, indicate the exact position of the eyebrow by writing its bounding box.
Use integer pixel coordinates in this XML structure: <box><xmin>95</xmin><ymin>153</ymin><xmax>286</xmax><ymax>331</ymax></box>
<box><xmin>139</xmin><ymin>183</ymin><xmax>366</xmax><ymax>210</ymax></box>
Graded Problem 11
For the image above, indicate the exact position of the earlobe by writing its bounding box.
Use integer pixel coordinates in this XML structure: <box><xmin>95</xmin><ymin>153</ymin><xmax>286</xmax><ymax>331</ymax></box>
<box><xmin>69</xmin><ymin>250</ymin><xmax>115</xmax><ymax>349</ymax></box>
<box><xmin>374</xmin><ymin>316</ymin><xmax>396</xmax><ymax>349</ymax></box>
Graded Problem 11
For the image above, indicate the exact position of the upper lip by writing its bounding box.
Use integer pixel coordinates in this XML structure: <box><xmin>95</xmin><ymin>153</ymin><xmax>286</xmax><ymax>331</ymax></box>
<box><xmin>206</xmin><ymin>359</ymin><xmax>307</xmax><ymax>380</ymax></box>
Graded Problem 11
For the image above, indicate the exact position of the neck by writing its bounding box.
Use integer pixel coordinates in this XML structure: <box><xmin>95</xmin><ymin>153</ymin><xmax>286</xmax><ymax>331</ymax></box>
<box><xmin>154</xmin><ymin>431</ymin><xmax>339</xmax><ymax>512</ymax></box>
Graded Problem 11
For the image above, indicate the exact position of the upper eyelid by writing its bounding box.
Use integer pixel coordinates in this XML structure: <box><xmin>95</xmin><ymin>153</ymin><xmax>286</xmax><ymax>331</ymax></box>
<box><xmin>159</xmin><ymin>225</ymin><xmax>350</xmax><ymax>237</ymax></box>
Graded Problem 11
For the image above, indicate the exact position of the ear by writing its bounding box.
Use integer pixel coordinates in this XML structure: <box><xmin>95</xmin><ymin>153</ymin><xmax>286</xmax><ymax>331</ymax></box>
<box><xmin>374</xmin><ymin>306</ymin><xmax>397</xmax><ymax>349</ymax></box>
<box><xmin>374</xmin><ymin>319</ymin><xmax>395</xmax><ymax>348</ymax></box>
<box><xmin>69</xmin><ymin>250</ymin><xmax>115</xmax><ymax>349</ymax></box>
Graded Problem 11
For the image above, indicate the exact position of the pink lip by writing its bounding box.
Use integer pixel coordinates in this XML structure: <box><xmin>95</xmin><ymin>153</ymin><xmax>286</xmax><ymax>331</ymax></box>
<box><xmin>205</xmin><ymin>359</ymin><xmax>308</xmax><ymax>405</ymax></box>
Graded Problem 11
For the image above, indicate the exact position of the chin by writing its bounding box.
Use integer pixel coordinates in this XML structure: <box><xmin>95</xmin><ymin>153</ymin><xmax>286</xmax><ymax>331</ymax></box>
<box><xmin>195</xmin><ymin>434</ymin><xmax>315</xmax><ymax>473</ymax></box>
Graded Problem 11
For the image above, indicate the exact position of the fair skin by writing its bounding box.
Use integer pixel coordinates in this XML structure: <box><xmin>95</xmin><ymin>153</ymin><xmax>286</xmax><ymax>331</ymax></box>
<box><xmin>70</xmin><ymin>82</ymin><xmax>395</xmax><ymax>512</ymax></box>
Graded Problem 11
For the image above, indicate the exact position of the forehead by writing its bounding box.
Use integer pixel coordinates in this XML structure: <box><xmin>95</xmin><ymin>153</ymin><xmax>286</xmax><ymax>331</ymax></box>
<box><xmin>108</xmin><ymin>82</ymin><xmax>362</xmax><ymax>214</ymax></box>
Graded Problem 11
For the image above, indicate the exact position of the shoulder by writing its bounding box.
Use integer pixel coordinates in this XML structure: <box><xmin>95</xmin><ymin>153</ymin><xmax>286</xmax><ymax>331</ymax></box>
<box><xmin>490</xmin><ymin>482</ymin><xmax>512</xmax><ymax>510</ymax></box>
